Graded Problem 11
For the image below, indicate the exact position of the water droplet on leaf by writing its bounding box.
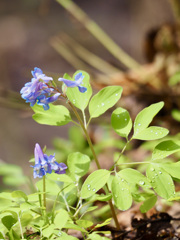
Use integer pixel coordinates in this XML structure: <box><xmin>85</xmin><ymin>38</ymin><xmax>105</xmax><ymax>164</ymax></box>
<box><xmin>139</xmin><ymin>180</ymin><xmax>145</xmax><ymax>185</ymax></box>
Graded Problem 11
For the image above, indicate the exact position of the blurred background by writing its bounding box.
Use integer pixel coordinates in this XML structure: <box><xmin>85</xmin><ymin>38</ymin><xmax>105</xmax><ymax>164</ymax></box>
<box><xmin>0</xmin><ymin>0</ymin><xmax>179</xmax><ymax>176</ymax></box>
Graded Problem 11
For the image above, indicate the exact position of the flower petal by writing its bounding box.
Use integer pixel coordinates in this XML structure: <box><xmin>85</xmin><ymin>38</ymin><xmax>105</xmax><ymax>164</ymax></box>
<box><xmin>78</xmin><ymin>86</ymin><xmax>87</xmax><ymax>93</ymax></box>
<box><xmin>34</xmin><ymin>143</ymin><xmax>46</xmax><ymax>165</ymax></box>
<box><xmin>31</xmin><ymin>67</ymin><xmax>43</xmax><ymax>78</ymax></box>
<box><xmin>74</xmin><ymin>72</ymin><xmax>84</xmax><ymax>82</ymax></box>
<box><xmin>58</xmin><ymin>78</ymin><xmax>79</xmax><ymax>88</ymax></box>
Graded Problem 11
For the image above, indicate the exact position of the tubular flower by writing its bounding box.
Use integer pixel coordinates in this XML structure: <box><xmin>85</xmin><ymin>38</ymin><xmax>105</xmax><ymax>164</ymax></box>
<box><xmin>32</xmin><ymin>143</ymin><xmax>67</xmax><ymax>178</ymax></box>
<box><xmin>31</xmin><ymin>67</ymin><xmax>53</xmax><ymax>82</ymax></box>
<box><xmin>58</xmin><ymin>72</ymin><xmax>87</xmax><ymax>93</ymax></box>
<box><xmin>20</xmin><ymin>67</ymin><xmax>60</xmax><ymax>110</ymax></box>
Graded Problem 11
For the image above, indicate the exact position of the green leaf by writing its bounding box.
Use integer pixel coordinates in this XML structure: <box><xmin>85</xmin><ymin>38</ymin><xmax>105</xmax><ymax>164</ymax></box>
<box><xmin>20</xmin><ymin>202</ymin><xmax>37</xmax><ymax>211</ymax></box>
<box><xmin>111</xmin><ymin>175</ymin><xmax>132</xmax><ymax>211</ymax></box>
<box><xmin>55</xmin><ymin>231</ymin><xmax>79</xmax><ymax>240</ymax></box>
<box><xmin>20</xmin><ymin>213</ymin><xmax>33</xmax><ymax>227</ymax></box>
<box><xmin>111</xmin><ymin>107</ymin><xmax>132</xmax><ymax>138</ymax></box>
<box><xmin>42</xmin><ymin>224</ymin><xmax>55</xmax><ymax>238</ymax></box>
<box><xmin>0</xmin><ymin>164</ymin><xmax>22</xmax><ymax>175</ymax></box>
<box><xmin>146</xmin><ymin>164</ymin><xmax>175</xmax><ymax>199</ymax></box>
<box><xmin>36</xmin><ymin>178</ymin><xmax>60</xmax><ymax>195</ymax></box>
<box><xmin>66</xmin><ymin>70</ymin><xmax>92</xmax><ymax>110</ymax></box>
<box><xmin>67</xmin><ymin>152</ymin><xmax>90</xmax><ymax>179</ymax></box>
<box><xmin>94</xmin><ymin>218</ymin><xmax>112</xmax><ymax>229</ymax></box>
<box><xmin>160</xmin><ymin>162</ymin><xmax>180</xmax><ymax>180</ymax></box>
<box><xmin>133</xmin><ymin>126</ymin><xmax>169</xmax><ymax>140</ymax></box>
<box><xmin>140</xmin><ymin>195</ymin><xmax>157</xmax><ymax>213</ymax></box>
<box><xmin>54</xmin><ymin>209</ymin><xmax>69</xmax><ymax>229</ymax></box>
<box><xmin>64</xmin><ymin>222</ymin><xmax>87</xmax><ymax>233</ymax></box>
<box><xmin>81</xmin><ymin>170</ymin><xmax>110</xmax><ymax>199</ymax></box>
<box><xmin>89</xmin><ymin>86</ymin><xmax>123</xmax><ymax>119</ymax></box>
<box><xmin>76</xmin><ymin>219</ymin><xmax>93</xmax><ymax>228</ymax></box>
<box><xmin>11</xmin><ymin>191</ymin><xmax>28</xmax><ymax>202</ymax></box>
<box><xmin>32</xmin><ymin>103</ymin><xmax>72</xmax><ymax>126</ymax></box>
<box><xmin>1</xmin><ymin>215</ymin><xmax>17</xmax><ymax>230</ymax></box>
<box><xmin>69</xmin><ymin>126</ymin><xmax>87</xmax><ymax>150</ymax></box>
<box><xmin>3</xmin><ymin>175</ymin><xmax>27</xmax><ymax>187</ymax></box>
<box><xmin>48</xmin><ymin>173</ymin><xmax>73</xmax><ymax>183</ymax></box>
<box><xmin>169</xmin><ymin>71</ymin><xmax>180</xmax><ymax>86</ymax></box>
<box><xmin>119</xmin><ymin>168</ymin><xmax>151</xmax><ymax>188</ymax></box>
<box><xmin>0</xmin><ymin>232</ymin><xmax>4</xmax><ymax>239</ymax></box>
<box><xmin>133</xmin><ymin>102</ymin><xmax>164</xmax><ymax>138</ymax></box>
<box><xmin>172</xmin><ymin>109</ymin><xmax>180</xmax><ymax>122</ymax></box>
<box><xmin>152</xmin><ymin>140</ymin><xmax>180</xmax><ymax>160</ymax></box>
<box><xmin>95</xmin><ymin>193</ymin><xmax>112</xmax><ymax>201</ymax></box>
<box><xmin>88</xmin><ymin>233</ymin><xmax>109</xmax><ymax>240</ymax></box>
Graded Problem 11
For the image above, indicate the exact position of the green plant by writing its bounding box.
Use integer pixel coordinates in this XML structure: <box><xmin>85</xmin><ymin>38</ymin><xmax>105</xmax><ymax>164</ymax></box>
<box><xmin>0</xmin><ymin>68</ymin><xmax>180</xmax><ymax>240</ymax></box>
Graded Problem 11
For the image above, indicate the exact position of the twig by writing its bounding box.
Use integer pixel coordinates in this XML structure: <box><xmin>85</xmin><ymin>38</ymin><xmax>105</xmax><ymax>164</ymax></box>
<box><xmin>56</xmin><ymin>0</ymin><xmax>140</xmax><ymax>69</ymax></box>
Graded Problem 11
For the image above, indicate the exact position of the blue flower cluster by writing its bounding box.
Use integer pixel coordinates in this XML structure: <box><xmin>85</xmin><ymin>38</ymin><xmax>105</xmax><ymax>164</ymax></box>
<box><xmin>33</xmin><ymin>143</ymin><xmax>67</xmax><ymax>178</ymax></box>
<box><xmin>20</xmin><ymin>68</ymin><xmax>87</xmax><ymax>110</ymax></box>
<box><xmin>20</xmin><ymin>67</ymin><xmax>60</xmax><ymax>110</ymax></box>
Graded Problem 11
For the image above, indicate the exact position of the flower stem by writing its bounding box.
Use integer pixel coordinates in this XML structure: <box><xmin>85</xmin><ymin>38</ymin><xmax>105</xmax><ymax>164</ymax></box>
<box><xmin>109</xmin><ymin>138</ymin><xmax>131</xmax><ymax>171</ymax></box>
<box><xmin>18</xmin><ymin>213</ymin><xmax>24</xmax><ymax>239</ymax></box>
<box><xmin>68</xmin><ymin>101</ymin><xmax>120</xmax><ymax>230</ymax></box>
<box><xmin>68</xmin><ymin>101</ymin><xmax>101</xmax><ymax>169</ymax></box>
<box><xmin>43</xmin><ymin>175</ymin><xmax>46</xmax><ymax>210</ymax></box>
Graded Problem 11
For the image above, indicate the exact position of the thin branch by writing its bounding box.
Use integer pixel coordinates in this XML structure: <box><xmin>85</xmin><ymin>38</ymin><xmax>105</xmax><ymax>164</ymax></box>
<box><xmin>56</xmin><ymin>0</ymin><xmax>140</xmax><ymax>69</ymax></box>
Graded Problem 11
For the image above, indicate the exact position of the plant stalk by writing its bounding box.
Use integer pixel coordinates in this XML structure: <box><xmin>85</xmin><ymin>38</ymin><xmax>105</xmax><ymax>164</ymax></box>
<box><xmin>56</xmin><ymin>0</ymin><xmax>140</xmax><ymax>69</ymax></box>
<box><xmin>68</xmin><ymin>101</ymin><xmax>120</xmax><ymax>230</ymax></box>
<box><xmin>43</xmin><ymin>175</ymin><xmax>46</xmax><ymax>210</ymax></box>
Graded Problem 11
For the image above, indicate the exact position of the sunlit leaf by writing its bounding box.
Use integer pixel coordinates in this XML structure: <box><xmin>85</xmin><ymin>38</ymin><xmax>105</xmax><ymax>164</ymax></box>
<box><xmin>89</xmin><ymin>86</ymin><xmax>123</xmax><ymax>119</ymax></box>
<box><xmin>48</xmin><ymin>173</ymin><xmax>73</xmax><ymax>183</ymax></box>
<box><xmin>140</xmin><ymin>195</ymin><xmax>157</xmax><ymax>213</ymax></box>
<box><xmin>111</xmin><ymin>107</ymin><xmax>132</xmax><ymax>138</ymax></box>
<box><xmin>146</xmin><ymin>164</ymin><xmax>175</xmax><ymax>199</ymax></box>
<box><xmin>11</xmin><ymin>191</ymin><xmax>28</xmax><ymax>202</ymax></box>
<box><xmin>133</xmin><ymin>126</ymin><xmax>169</xmax><ymax>140</ymax></box>
<box><xmin>81</xmin><ymin>170</ymin><xmax>110</xmax><ymax>199</ymax></box>
<box><xmin>172</xmin><ymin>109</ymin><xmax>180</xmax><ymax>122</ymax></box>
<box><xmin>32</xmin><ymin>103</ymin><xmax>72</xmax><ymax>126</ymax></box>
<box><xmin>54</xmin><ymin>209</ymin><xmax>69</xmax><ymax>229</ymax></box>
<box><xmin>119</xmin><ymin>168</ymin><xmax>151</xmax><ymax>188</ymax></box>
<box><xmin>76</xmin><ymin>219</ymin><xmax>93</xmax><ymax>228</ymax></box>
<box><xmin>66</xmin><ymin>70</ymin><xmax>92</xmax><ymax>110</ymax></box>
<box><xmin>169</xmin><ymin>71</ymin><xmax>180</xmax><ymax>86</ymax></box>
<box><xmin>133</xmin><ymin>102</ymin><xmax>164</xmax><ymax>138</ymax></box>
<box><xmin>111</xmin><ymin>175</ymin><xmax>132</xmax><ymax>211</ymax></box>
<box><xmin>152</xmin><ymin>140</ymin><xmax>180</xmax><ymax>160</ymax></box>
<box><xmin>160</xmin><ymin>162</ymin><xmax>180</xmax><ymax>180</ymax></box>
<box><xmin>67</xmin><ymin>152</ymin><xmax>90</xmax><ymax>179</ymax></box>
<box><xmin>64</xmin><ymin>222</ymin><xmax>87</xmax><ymax>233</ymax></box>
<box><xmin>36</xmin><ymin>179</ymin><xmax>60</xmax><ymax>195</ymax></box>
<box><xmin>42</xmin><ymin>224</ymin><xmax>55</xmax><ymax>238</ymax></box>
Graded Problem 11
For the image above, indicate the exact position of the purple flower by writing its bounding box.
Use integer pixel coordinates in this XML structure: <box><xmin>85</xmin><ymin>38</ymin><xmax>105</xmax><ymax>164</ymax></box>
<box><xmin>31</xmin><ymin>67</ymin><xmax>53</xmax><ymax>83</ymax></box>
<box><xmin>32</xmin><ymin>143</ymin><xmax>67</xmax><ymax>178</ymax></box>
<box><xmin>58</xmin><ymin>72</ymin><xmax>87</xmax><ymax>93</ymax></box>
<box><xmin>20</xmin><ymin>67</ymin><xmax>60</xmax><ymax>110</ymax></box>
<box><xmin>36</xmin><ymin>93</ymin><xmax>60</xmax><ymax>110</ymax></box>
